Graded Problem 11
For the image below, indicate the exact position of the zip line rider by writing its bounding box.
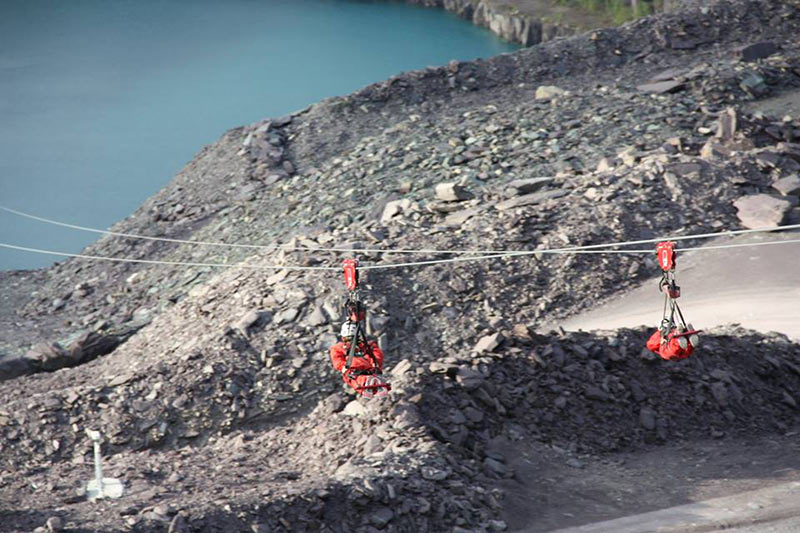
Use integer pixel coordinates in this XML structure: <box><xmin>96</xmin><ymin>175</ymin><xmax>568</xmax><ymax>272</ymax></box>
<box><xmin>646</xmin><ymin>241</ymin><xmax>700</xmax><ymax>361</ymax></box>
<box><xmin>329</xmin><ymin>321</ymin><xmax>388</xmax><ymax>398</ymax></box>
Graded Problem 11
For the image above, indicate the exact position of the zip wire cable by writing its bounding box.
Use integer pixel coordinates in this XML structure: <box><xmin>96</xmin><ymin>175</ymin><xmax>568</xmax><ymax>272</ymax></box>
<box><xmin>3</xmin><ymin>238</ymin><xmax>800</xmax><ymax>272</ymax></box>
<box><xmin>359</xmin><ymin>247</ymin><xmax>654</xmax><ymax>270</ymax></box>
<box><xmin>0</xmin><ymin>243</ymin><xmax>339</xmax><ymax>271</ymax></box>
<box><xmin>0</xmin><ymin>205</ymin><xmax>498</xmax><ymax>255</ymax></box>
<box><xmin>359</xmin><ymin>238</ymin><xmax>800</xmax><ymax>270</ymax></box>
<box><xmin>4</xmin><ymin>204</ymin><xmax>800</xmax><ymax>256</ymax></box>
<box><xmin>677</xmin><ymin>238</ymin><xmax>800</xmax><ymax>253</ymax></box>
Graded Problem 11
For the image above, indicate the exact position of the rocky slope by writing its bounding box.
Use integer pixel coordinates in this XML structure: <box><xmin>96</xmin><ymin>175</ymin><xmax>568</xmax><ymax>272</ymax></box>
<box><xmin>2</xmin><ymin>0</ymin><xmax>800</xmax><ymax>531</ymax></box>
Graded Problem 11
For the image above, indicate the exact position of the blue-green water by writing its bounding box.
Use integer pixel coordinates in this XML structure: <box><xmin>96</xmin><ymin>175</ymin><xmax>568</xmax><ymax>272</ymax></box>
<box><xmin>0</xmin><ymin>0</ymin><xmax>519</xmax><ymax>270</ymax></box>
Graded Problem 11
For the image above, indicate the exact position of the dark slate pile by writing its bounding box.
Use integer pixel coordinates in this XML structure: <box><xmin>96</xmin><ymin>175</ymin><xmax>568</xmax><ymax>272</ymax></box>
<box><xmin>2</xmin><ymin>324</ymin><xmax>798</xmax><ymax>532</ymax></box>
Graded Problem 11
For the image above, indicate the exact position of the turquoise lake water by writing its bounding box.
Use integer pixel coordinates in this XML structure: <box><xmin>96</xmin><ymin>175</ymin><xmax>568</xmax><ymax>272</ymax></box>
<box><xmin>0</xmin><ymin>0</ymin><xmax>519</xmax><ymax>270</ymax></box>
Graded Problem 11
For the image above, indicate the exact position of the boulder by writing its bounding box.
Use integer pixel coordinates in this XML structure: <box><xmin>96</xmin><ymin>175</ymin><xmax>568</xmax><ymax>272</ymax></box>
<box><xmin>343</xmin><ymin>400</ymin><xmax>368</xmax><ymax>417</ymax></box>
<box><xmin>733</xmin><ymin>194</ymin><xmax>793</xmax><ymax>228</ymax></box>
<box><xmin>421</xmin><ymin>466</ymin><xmax>448</xmax><ymax>480</ymax></box>
<box><xmin>495</xmin><ymin>189</ymin><xmax>567</xmax><ymax>210</ymax></box>
<box><xmin>455</xmin><ymin>367</ymin><xmax>484</xmax><ymax>389</ymax></box>
<box><xmin>535</xmin><ymin>85</ymin><xmax>568</xmax><ymax>100</ymax></box>
<box><xmin>391</xmin><ymin>359</ymin><xmax>412</xmax><ymax>377</ymax></box>
<box><xmin>168</xmin><ymin>514</ymin><xmax>189</xmax><ymax>533</ymax></box>
<box><xmin>777</xmin><ymin>143</ymin><xmax>800</xmax><ymax>163</ymax></box>
<box><xmin>504</xmin><ymin>177</ymin><xmax>553</xmax><ymax>196</ymax></box>
<box><xmin>639</xmin><ymin>407</ymin><xmax>657</xmax><ymax>430</ymax></box>
<box><xmin>304</xmin><ymin>306</ymin><xmax>328</xmax><ymax>327</ymax></box>
<box><xmin>736</xmin><ymin>41</ymin><xmax>778</xmax><ymax>62</ymax></box>
<box><xmin>484</xmin><ymin>457</ymin><xmax>507</xmax><ymax>476</ymax></box>
<box><xmin>429</xmin><ymin>361</ymin><xmax>458</xmax><ymax>374</ymax></box>
<box><xmin>435</xmin><ymin>183</ymin><xmax>472</xmax><ymax>202</ymax></box>
<box><xmin>235</xmin><ymin>310</ymin><xmax>269</xmax><ymax>336</ymax></box>
<box><xmin>489</xmin><ymin>520</ymin><xmax>508</xmax><ymax>532</ymax></box>
<box><xmin>314</xmin><ymin>393</ymin><xmax>346</xmax><ymax>416</ymax></box>
<box><xmin>700</xmin><ymin>139</ymin><xmax>731</xmax><ymax>160</ymax></box>
<box><xmin>266</xmin><ymin>269</ymin><xmax>288</xmax><ymax>285</ymax></box>
<box><xmin>636</xmin><ymin>80</ymin><xmax>684</xmax><ymax>94</ymax></box>
<box><xmin>740</xmin><ymin>73</ymin><xmax>768</xmax><ymax>96</ymax></box>
<box><xmin>772</xmin><ymin>175</ymin><xmax>800</xmax><ymax>196</ymax></box>
<box><xmin>66</xmin><ymin>330</ymin><xmax>122</xmax><ymax>362</ymax></box>
<box><xmin>584</xmin><ymin>385</ymin><xmax>608</xmax><ymax>401</ymax></box>
<box><xmin>381</xmin><ymin>199</ymin><xmax>414</xmax><ymax>223</ymax></box>
<box><xmin>715</xmin><ymin>107</ymin><xmax>738</xmax><ymax>141</ymax></box>
<box><xmin>472</xmin><ymin>333</ymin><xmax>505</xmax><ymax>353</ymax></box>
<box><xmin>444</xmin><ymin>206</ymin><xmax>487</xmax><ymax>225</ymax></box>
<box><xmin>25</xmin><ymin>342</ymin><xmax>71</xmax><ymax>371</ymax></box>
<box><xmin>45</xmin><ymin>517</ymin><xmax>63</xmax><ymax>533</ymax></box>
<box><xmin>596</xmin><ymin>157</ymin><xmax>616</xmax><ymax>172</ymax></box>
<box><xmin>617</xmin><ymin>146</ymin><xmax>639</xmax><ymax>166</ymax></box>
<box><xmin>370</xmin><ymin>507</ymin><xmax>394</xmax><ymax>528</ymax></box>
<box><xmin>0</xmin><ymin>355</ymin><xmax>34</xmax><ymax>382</ymax></box>
<box><xmin>474</xmin><ymin>332</ymin><xmax>504</xmax><ymax>353</ymax></box>
<box><xmin>274</xmin><ymin>307</ymin><xmax>300</xmax><ymax>325</ymax></box>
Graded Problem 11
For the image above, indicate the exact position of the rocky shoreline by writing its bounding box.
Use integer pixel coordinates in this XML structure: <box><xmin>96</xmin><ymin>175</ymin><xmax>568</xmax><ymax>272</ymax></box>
<box><xmin>2</xmin><ymin>0</ymin><xmax>800</xmax><ymax>531</ymax></box>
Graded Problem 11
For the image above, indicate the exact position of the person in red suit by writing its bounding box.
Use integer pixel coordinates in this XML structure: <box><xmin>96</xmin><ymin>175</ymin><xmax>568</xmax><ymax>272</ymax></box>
<box><xmin>329</xmin><ymin>322</ymin><xmax>388</xmax><ymax>398</ymax></box>
<box><xmin>646</xmin><ymin>325</ymin><xmax>698</xmax><ymax>361</ymax></box>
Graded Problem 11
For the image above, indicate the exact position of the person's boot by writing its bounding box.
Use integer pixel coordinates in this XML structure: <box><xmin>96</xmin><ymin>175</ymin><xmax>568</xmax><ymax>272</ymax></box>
<box><xmin>676</xmin><ymin>325</ymin><xmax>688</xmax><ymax>350</ymax></box>
<box><xmin>687</xmin><ymin>323</ymin><xmax>700</xmax><ymax>347</ymax></box>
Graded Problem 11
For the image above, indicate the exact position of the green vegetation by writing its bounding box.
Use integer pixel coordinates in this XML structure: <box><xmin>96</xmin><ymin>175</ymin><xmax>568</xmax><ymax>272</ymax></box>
<box><xmin>558</xmin><ymin>0</ymin><xmax>664</xmax><ymax>25</ymax></box>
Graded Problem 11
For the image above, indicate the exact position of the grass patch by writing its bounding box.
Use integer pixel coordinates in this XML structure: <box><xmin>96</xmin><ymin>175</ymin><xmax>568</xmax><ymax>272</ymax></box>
<box><xmin>557</xmin><ymin>0</ymin><xmax>663</xmax><ymax>24</ymax></box>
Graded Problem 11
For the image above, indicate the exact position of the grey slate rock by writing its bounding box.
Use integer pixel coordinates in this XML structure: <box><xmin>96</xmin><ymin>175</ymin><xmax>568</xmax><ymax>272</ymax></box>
<box><xmin>25</xmin><ymin>342</ymin><xmax>70</xmax><ymax>371</ymax></box>
<box><xmin>733</xmin><ymin>194</ymin><xmax>793</xmax><ymax>228</ymax></box>
<box><xmin>274</xmin><ymin>307</ymin><xmax>300</xmax><ymax>325</ymax></box>
<box><xmin>46</xmin><ymin>517</ymin><xmax>63</xmax><ymax>533</ymax></box>
<box><xmin>370</xmin><ymin>507</ymin><xmax>394</xmax><ymax>528</ymax></box>
<box><xmin>305</xmin><ymin>306</ymin><xmax>328</xmax><ymax>327</ymax></box>
<box><xmin>484</xmin><ymin>457</ymin><xmax>507</xmax><ymax>476</ymax></box>
<box><xmin>168</xmin><ymin>514</ymin><xmax>189</xmax><ymax>533</ymax></box>
<box><xmin>736</xmin><ymin>41</ymin><xmax>778</xmax><ymax>62</ymax></box>
<box><xmin>715</xmin><ymin>107</ymin><xmax>738</xmax><ymax>141</ymax></box>
<box><xmin>773</xmin><ymin>175</ymin><xmax>800</xmax><ymax>196</ymax></box>
<box><xmin>435</xmin><ymin>183</ymin><xmax>473</xmax><ymax>202</ymax></box>
<box><xmin>455</xmin><ymin>367</ymin><xmax>484</xmax><ymax>389</ymax></box>
<box><xmin>474</xmin><ymin>332</ymin><xmax>504</xmax><ymax>353</ymax></box>
<box><xmin>636</xmin><ymin>80</ymin><xmax>684</xmax><ymax>94</ymax></box>
<box><xmin>535</xmin><ymin>85</ymin><xmax>568</xmax><ymax>100</ymax></box>
<box><xmin>504</xmin><ymin>177</ymin><xmax>554</xmax><ymax>196</ymax></box>
<box><xmin>495</xmin><ymin>189</ymin><xmax>568</xmax><ymax>210</ymax></box>
<box><xmin>236</xmin><ymin>310</ymin><xmax>269</xmax><ymax>336</ymax></box>
<box><xmin>0</xmin><ymin>355</ymin><xmax>34</xmax><ymax>382</ymax></box>
<box><xmin>639</xmin><ymin>407</ymin><xmax>657</xmax><ymax>430</ymax></box>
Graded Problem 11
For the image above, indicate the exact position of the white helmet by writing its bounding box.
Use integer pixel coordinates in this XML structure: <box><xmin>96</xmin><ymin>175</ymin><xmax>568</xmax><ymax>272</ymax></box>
<box><xmin>340</xmin><ymin>322</ymin><xmax>358</xmax><ymax>339</ymax></box>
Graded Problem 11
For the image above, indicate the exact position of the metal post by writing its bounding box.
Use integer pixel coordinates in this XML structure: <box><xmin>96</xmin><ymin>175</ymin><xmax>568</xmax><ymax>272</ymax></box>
<box><xmin>92</xmin><ymin>434</ymin><xmax>104</xmax><ymax>499</ymax></box>
<box><xmin>84</xmin><ymin>428</ymin><xmax>124</xmax><ymax>501</ymax></box>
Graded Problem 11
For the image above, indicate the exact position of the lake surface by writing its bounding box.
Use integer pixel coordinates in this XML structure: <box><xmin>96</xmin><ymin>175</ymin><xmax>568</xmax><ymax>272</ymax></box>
<box><xmin>0</xmin><ymin>0</ymin><xmax>519</xmax><ymax>270</ymax></box>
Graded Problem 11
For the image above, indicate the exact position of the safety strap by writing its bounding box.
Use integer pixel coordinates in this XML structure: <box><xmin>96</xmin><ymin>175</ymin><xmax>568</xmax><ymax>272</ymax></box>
<box><xmin>343</xmin><ymin>324</ymin><xmax>385</xmax><ymax>384</ymax></box>
<box><xmin>344</xmin><ymin>321</ymin><xmax>363</xmax><ymax>372</ymax></box>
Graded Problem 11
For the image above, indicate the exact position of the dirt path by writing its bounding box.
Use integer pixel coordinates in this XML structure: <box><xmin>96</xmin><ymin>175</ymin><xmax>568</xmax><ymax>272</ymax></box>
<box><xmin>547</xmin><ymin>481</ymin><xmax>800</xmax><ymax>532</ymax></box>
<box><xmin>496</xmin><ymin>431</ymin><xmax>800</xmax><ymax>532</ymax></box>
<box><xmin>552</xmin><ymin>231</ymin><xmax>800</xmax><ymax>342</ymax></box>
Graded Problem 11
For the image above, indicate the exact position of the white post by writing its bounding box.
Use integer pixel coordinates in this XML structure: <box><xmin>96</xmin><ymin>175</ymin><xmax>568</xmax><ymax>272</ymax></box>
<box><xmin>84</xmin><ymin>428</ymin><xmax>124</xmax><ymax>501</ymax></box>
<box><xmin>92</xmin><ymin>433</ymin><xmax>105</xmax><ymax>499</ymax></box>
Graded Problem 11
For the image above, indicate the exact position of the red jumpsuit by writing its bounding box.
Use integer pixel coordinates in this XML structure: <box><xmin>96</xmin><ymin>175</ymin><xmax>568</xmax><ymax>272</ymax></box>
<box><xmin>329</xmin><ymin>340</ymin><xmax>384</xmax><ymax>393</ymax></box>
<box><xmin>646</xmin><ymin>329</ymin><xmax>694</xmax><ymax>361</ymax></box>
